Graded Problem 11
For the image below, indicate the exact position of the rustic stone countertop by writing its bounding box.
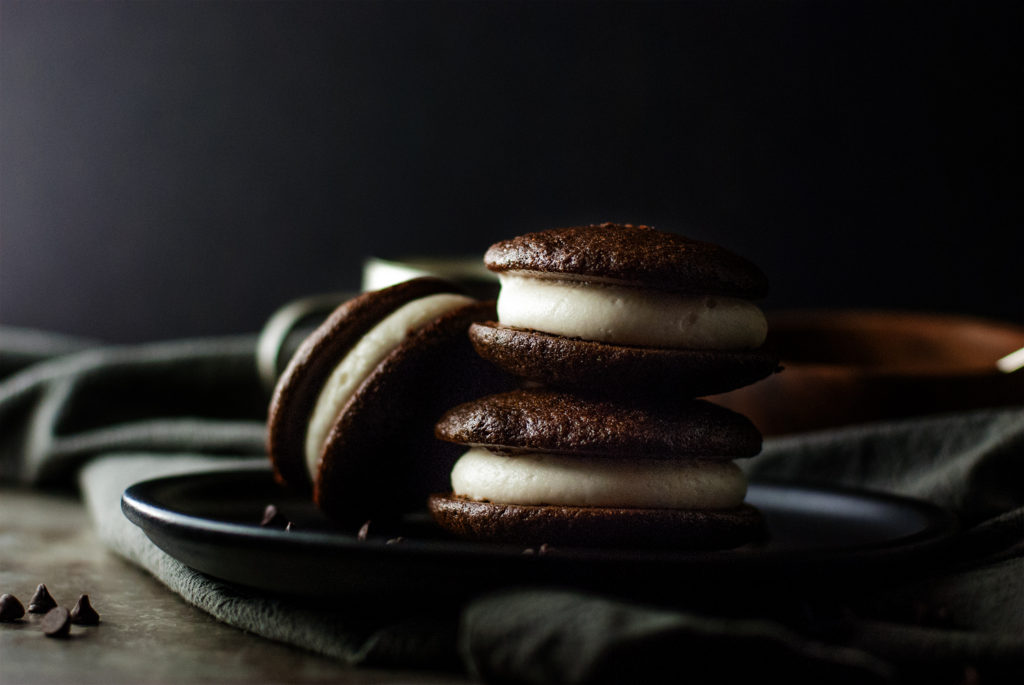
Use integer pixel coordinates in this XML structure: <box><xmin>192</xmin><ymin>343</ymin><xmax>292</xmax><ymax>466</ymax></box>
<box><xmin>0</xmin><ymin>487</ymin><xmax>469</xmax><ymax>685</ymax></box>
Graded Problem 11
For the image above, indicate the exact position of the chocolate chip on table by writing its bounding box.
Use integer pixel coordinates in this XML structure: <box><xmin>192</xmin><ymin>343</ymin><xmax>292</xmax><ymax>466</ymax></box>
<box><xmin>0</xmin><ymin>594</ymin><xmax>25</xmax><ymax>622</ymax></box>
<box><xmin>28</xmin><ymin>584</ymin><xmax>57</xmax><ymax>614</ymax></box>
<box><xmin>41</xmin><ymin>607</ymin><xmax>71</xmax><ymax>638</ymax></box>
<box><xmin>260</xmin><ymin>504</ymin><xmax>289</xmax><ymax>528</ymax></box>
<box><xmin>70</xmin><ymin>595</ymin><xmax>100</xmax><ymax>625</ymax></box>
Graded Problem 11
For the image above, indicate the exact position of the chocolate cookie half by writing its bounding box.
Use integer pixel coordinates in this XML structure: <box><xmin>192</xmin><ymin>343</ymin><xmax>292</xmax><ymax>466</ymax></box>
<box><xmin>429</xmin><ymin>389</ymin><xmax>765</xmax><ymax>549</ymax></box>
<box><xmin>267</xmin><ymin>277</ymin><xmax>510</xmax><ymax>522</ymax></box>
<box><xmin>484</xmin><ymin>223</ymin><xmax>769</xmax><ymax>297</ymax></box>
<box><xmin>427</xmin><ymin>497</ymin><xmax>763</xmax><ymax>549</ymax></box>
<box><xmin>435</xmin><ymin>389</ymin><xmax>762</xmax><ymax>459</ymax></box>
<box><xmin>477</xmin><ymin>223</ymin><xmax>778</xmax><ymax>393</ymax></box>
<box><xmin>469</xmin><ymin>323</ymin><xmax>780</xmax><ymax>396</ymax></box>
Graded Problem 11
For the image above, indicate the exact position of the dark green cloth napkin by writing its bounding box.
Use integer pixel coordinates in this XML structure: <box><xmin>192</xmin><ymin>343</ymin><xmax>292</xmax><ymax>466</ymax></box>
<box><xmin>2</xmin><ymin>326</ymin><xmax>1022</xmax><ymax>683</ymax></box>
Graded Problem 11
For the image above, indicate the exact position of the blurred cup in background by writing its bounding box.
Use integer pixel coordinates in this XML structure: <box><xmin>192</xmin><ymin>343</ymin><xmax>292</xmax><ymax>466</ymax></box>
<box><xmin>361</xmin><ymin>256</ymin><xmax>498</xmax><ymax>300</ymax></box>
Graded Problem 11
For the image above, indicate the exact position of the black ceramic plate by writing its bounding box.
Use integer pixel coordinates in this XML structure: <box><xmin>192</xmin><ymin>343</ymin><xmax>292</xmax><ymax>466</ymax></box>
<box><xmin>122</xmin><ymin>467</ymin><xmax>957</xmax><ymax>607</ymax></box>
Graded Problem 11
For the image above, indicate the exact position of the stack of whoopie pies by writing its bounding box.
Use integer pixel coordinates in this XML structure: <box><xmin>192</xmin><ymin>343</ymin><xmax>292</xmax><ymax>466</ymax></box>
<box><xmin>266</xmin><ymin>222</ymin><xmax>777</xmax><ymax>550</ymax></box>
<box><xmin>427</xmin><ymin>223</ymin><xmax>779</xmax><ymax>549</ymax></box>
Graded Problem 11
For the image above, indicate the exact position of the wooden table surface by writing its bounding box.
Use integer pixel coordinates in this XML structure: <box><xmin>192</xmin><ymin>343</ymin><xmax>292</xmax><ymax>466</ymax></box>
<box><xmin>0</xmin><ymin>487</ymin><xmax>469</xmax><ymax>685</ymax></box>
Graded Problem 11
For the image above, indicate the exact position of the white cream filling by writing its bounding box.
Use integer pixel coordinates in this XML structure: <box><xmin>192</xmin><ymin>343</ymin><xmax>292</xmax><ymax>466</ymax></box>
<box><xmin>450</xmin><ymin>447</ymin><xmax>747</xmax><ymax>509</ymax></box>
<box><xmin>496</xmin><ymin>273</ymin><xmax>766</xmax><ymax>349</ymax></box>
<box><xmin>304</xmin><ymin>292</ymin><xmax>474</xmax><ymax>478</ymax></box>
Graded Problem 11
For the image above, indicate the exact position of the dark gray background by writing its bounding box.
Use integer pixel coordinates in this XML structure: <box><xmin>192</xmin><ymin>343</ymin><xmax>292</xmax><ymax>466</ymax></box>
<box><xmin>2</xmin><ymin>0</ymin><xmax>1021</xmax><ymax>343</ymax></box>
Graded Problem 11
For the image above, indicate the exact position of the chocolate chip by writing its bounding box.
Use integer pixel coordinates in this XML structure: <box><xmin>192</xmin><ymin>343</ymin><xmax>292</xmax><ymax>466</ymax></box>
<box><xmin>523</xmin><ymin>544</ymin><xmax>554</xmax><ymax>556</ymax></box>
<box><xmin>0</xmin><ymin>594</ymin><xmax>25</xmax><ymax>622</ymax></box>
<box><xmin>41</xmin><ymin>607</ymin><xmax>71</xmax><ymax>637</ymax></box>
<box><xmin>260</xmin><ymin>504</ymin><xmax>288</xmax><ymax>528</ymax></box>
<box><xmin>70</xmin><ymin>595</ymin><xmax>100</xmax><ymax>625</ymax></box>
<box><xmin>28</xmin><ymin>584</ymin><xmax>57</xmax><ymax>614</ymax></box>
<box><xmin>357</xmin><ymin>520</ymin><xmax>371</xmax><ymax>541</ymax></box>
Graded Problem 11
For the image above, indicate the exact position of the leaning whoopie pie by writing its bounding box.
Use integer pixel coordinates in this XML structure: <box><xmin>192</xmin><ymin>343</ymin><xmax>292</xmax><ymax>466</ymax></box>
<box><xmin>470</xmin><ymin>223</ymin><xmax>779</xmax><ymax>395</ymax></box>
<box><xmin>428</xmin><ymin>389</ymin><xmax>765</xmax><ymax>549</ymax></box>
<box><xmin>267</xmin><ymin>277</ymin><xmax>509</xmax><ymax>522</ymax></box>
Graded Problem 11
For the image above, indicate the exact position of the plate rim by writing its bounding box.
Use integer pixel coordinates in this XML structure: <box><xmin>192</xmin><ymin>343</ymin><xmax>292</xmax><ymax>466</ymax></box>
<box><xmin>121</xmin><ymin>465</ymin><xmax>958</xmax><ymax>567</ymax></box>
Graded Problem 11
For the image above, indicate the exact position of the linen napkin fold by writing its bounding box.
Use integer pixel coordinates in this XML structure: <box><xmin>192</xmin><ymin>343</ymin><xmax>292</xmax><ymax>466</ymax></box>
<box><xmin>2</xmin><ymin>326</ymin><xmax>1023</xmax><ymax>683</ymax></box>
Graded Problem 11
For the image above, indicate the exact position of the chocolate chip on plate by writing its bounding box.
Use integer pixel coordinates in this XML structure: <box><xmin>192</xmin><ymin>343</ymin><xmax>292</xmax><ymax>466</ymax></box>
<box><xmin>70</xmin><ymin>595</ymin><xmax>100</xmax><ymax>625</ymax></box>
<box><xmin>522</xmin><ymin>544</ymin><xmax>554</xmax><ymax>556</ymax></box>
<box><xmin>41</xmin><ymin>607</ymin><xmax>71</xmax><ymax>637</ymax></box>
<box><xmin>0</xmin><ymin>594</ymin><xmax>25</xmax><ymax>622</ymax></box>
<box><xmin>260</xmin><ymin>504</ymin><xmax>288</xmax><ymax>528</ymax></box>
<box><xmin>28</xmin><ymin>584</ymin><xmax>57</xmax><ymax>614</ymax></box>
<box><xmin>357</xmin><ymin>520</ymin><xmax>371</xmax><ymax>541</ymax></box>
